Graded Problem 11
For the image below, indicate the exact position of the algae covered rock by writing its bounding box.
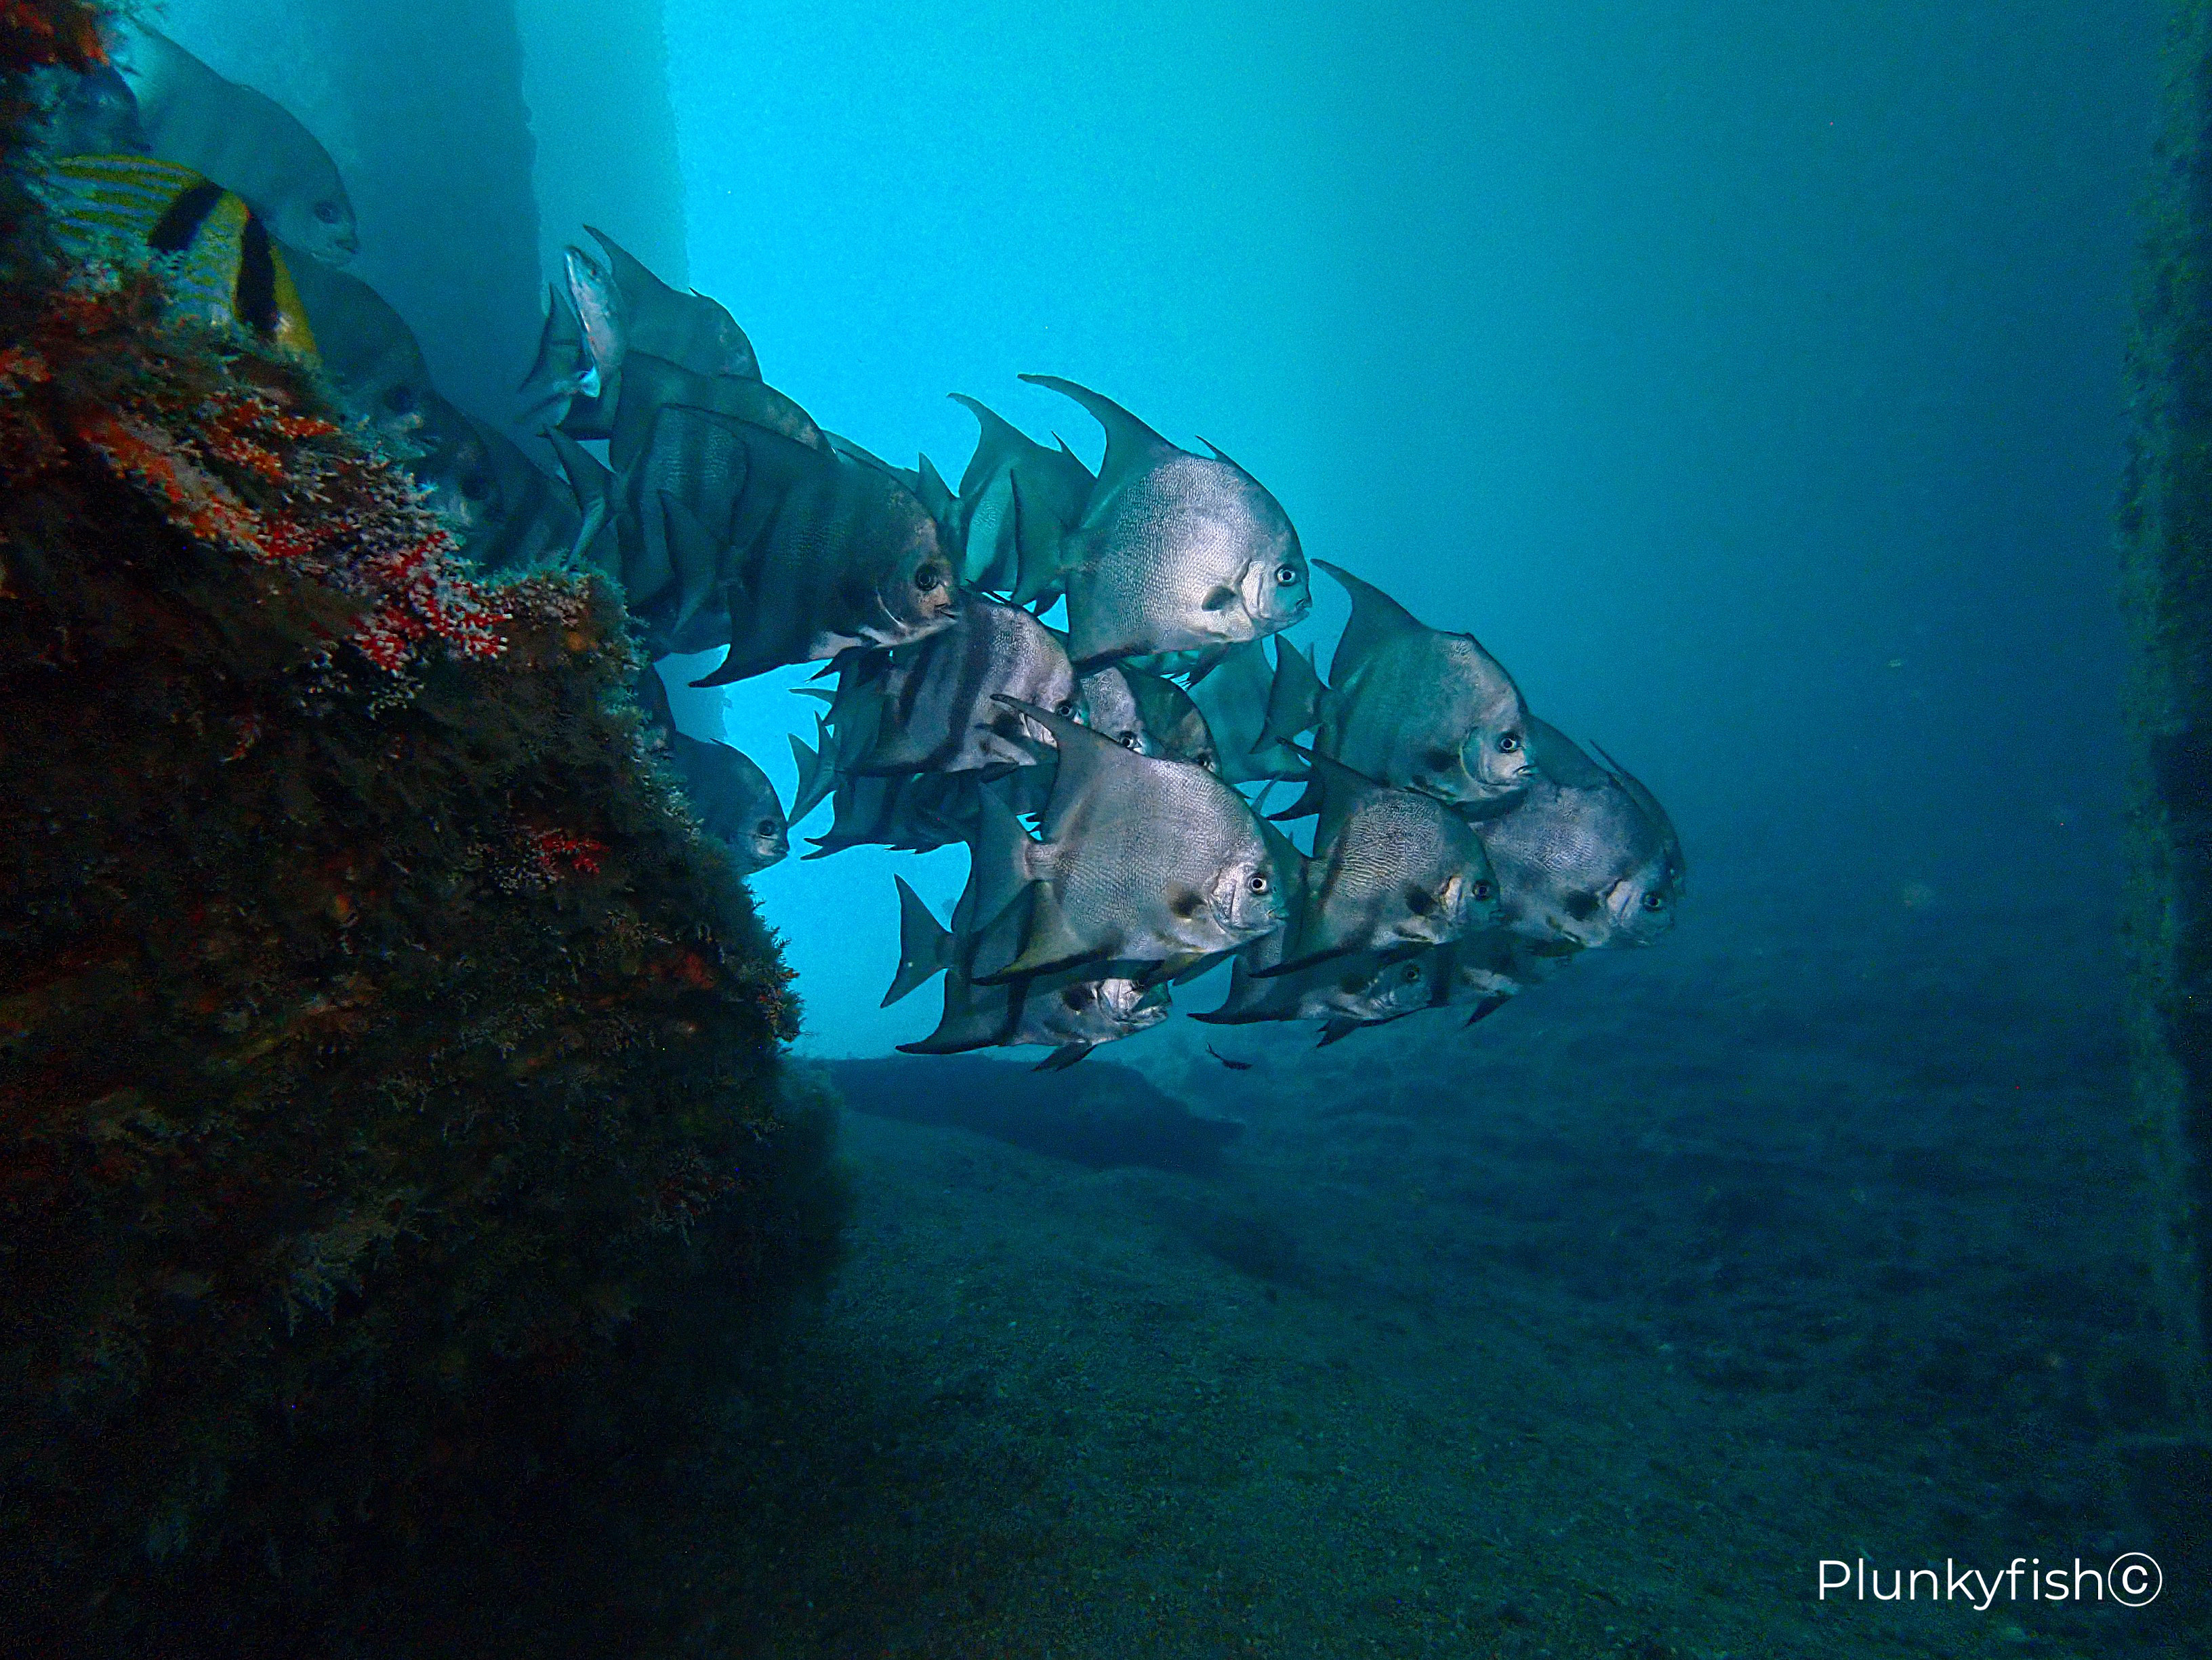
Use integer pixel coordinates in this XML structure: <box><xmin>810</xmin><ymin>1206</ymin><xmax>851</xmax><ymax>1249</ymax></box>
<box><xmin>0</xmin><ymin>9</ymin><xmax>844</xmax><ymax>1650</ymax></box>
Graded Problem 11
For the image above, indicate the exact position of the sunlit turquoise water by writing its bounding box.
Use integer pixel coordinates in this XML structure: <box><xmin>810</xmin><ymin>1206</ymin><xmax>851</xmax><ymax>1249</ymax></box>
<box><xmin>659</xmin><ymin>0</ymin><xmax>2157</xmax><ymax>1054</ymax></box>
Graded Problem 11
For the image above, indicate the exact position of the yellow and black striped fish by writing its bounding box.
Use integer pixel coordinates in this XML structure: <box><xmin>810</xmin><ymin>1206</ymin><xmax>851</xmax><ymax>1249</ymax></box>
<box><xmin>48</xmin><ymin>154</ymin><xmax>316</xmax><ymax>356</ymax></box>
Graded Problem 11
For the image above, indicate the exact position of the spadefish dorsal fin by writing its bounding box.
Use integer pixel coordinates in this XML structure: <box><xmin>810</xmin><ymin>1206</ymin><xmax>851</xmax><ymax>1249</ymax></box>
<box><xmin>1301</xmin><ymin>747</ymin><xmax>1390</xmax><ymax>852</ymax></box>
<box><xmin>1588</xmin><ymin>741</ymin><xmax>1684</xmax><ymax>877</ymax></box>
<box><xmin>1254</xmin><ymin>809</ymin><xmax>1309</xmax><ymax>893</ymax></box>
<box><xmin>1194</xmin><ymin>436</ymin><xmax>1261</xmax><ymax>486</ymax></box>
<box><xmin>914</xmin><ymin>452</ymin><xmax>956</xmax><ymax>523</ymax></box>
<box><xmin>1525</xmin><ymin>718</ymin><xmax>1612</xmax><ymax>790</ymax></box>
<box><xmin>1262</xmin><ymin>638</ymin><xmax>1324</xmax><ymax>749</ymax></box>
<box><xmin>785</xmin><ymin>720</ymin><xmax>834</xmax><ymax>827</ymax></box>
<box><xmin>949</xmin><ymin>392</ymin><xmax>1048</xmax><ymax>496</ymax></box>
<box><xmin>545</xmin><ymin>428</ymin><xmax>612</xmax><ymax>512</ymax></box>
<box><xmin>657</xmin><ymin>492</ymin><xmax>724</xmax><ymax>633</ymax></box>
<box><xmin>1316</xmin><ymin>560</ymin><xmax>1426</xmax><ymax>682</ymax></box>
<box><xmin>992</xmin><ymin>695</ymin><xmax>1145</xmax><ymax>844</ymax></box>
<box><xmin>967</xmin><ymin>781</ymin><xmax>1040</xmax><ymax>940</ymax></box>
<box><xmin>1006</xmin><ymin>470</ymin><xmax>1067</xmax><ymax>609</ymax></box>
<box><xmin>882</xmin><ymin>876</ymin><xmax>957</xmax><ymax>1007</ymax></box>
<box><xmin>1266</xmin><ymin>772</ymin><xmax>1328</xmax><ymax>823</ymax></box>
<box><xmin>1121</xmin><ymin>671</ymin><xmax>1208</xmax><ymax>763</ymax></box>
<box><xmin>584</xmin><ymin>224</ymin><xmax>677</xmax><ymax>322</ymax></box>
<box><xmin>518</xmin><ymin>281</ymin><xmax>584</xmax><ymax>398</ymax></box>
<box><xmin>1019</xmin><ymin>375</ymin><xmax>1179</xmax><ymax>493</ymax></box>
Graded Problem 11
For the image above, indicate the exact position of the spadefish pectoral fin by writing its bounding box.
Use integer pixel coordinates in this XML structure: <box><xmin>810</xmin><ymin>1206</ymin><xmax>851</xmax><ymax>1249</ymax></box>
<box><xmin>1033</xmin><ymin>1043</ymin><xmax>1092</xmax><ymax>1073</ymax></box>
<box><xmin>1316</xmin><ymin>1016</ymin><xmax>1366</xmax><ymax>1047</ymax></box>
<box><xmin>973</xmin><ymin>879</ymin><xmax>1104</xmax><ymax>985</ymax></box>
<box><xmin>882</xmin><ymin>875</ymin><xmax>958</xmax><ymax>1007</ymax></box>
<box><xmin>1465</xmin><ymin>993</ymin><xmax>1511</xmax><ymax>1027</ymax></box>
<box><xmin>1315</xmin><ymin>560</ymin><xmax>1425</xmax><ymax>682</ymax></box>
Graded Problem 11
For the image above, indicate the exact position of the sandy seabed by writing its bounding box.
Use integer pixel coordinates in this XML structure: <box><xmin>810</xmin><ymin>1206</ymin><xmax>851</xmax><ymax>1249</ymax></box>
<box><xmin>632</xmin><ymin>884</ymin><xmax>2206</xmax><ymax>1659</ymax></box>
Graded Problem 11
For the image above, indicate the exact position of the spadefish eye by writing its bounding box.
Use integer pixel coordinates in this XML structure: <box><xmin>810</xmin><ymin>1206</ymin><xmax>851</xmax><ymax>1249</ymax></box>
<box><xmin>1248</xmin><ymin>874</ymin><xmax>1269</xmax><ymax>894</ymax></box>
<box><xmin>1473</xmin><ymin>880</ymin><xmax>1495</xmax><ymax>901</ymax></box>
<box><xmin>1641</xmin><ymin>892</ymin><xmax>1665</xmax><ymax>912</ymax></box>
<box><xmin>757</xmin><ymin>821</ymin><xmax>777</xmax><ymax>837</ymax></box>
<box><xmin>1399</xmin><ymin>963</ymin><xmax>1422</xmax><ymax>982</ymax></box>
<box><xmin>314</xmin><ymin>201</ymin><xmax>342</xmax><ymax>225</ymax></box>
<box><xmin>1274</xmin><ymin>564</ymin><xmax>1300</xmax><ymax>586</ymax></box>
<box><xmin>1498</xmin><ymin>732</ymin><xmax>1521</xmax><ymax>753</ymax></box>
<box><xmin>913</xmin><ymin>563</ymin><xmax>947</xmax><ymax>592</ymax></box>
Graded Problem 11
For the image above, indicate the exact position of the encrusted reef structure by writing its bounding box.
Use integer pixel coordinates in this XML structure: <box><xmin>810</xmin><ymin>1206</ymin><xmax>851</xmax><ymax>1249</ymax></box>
<box><xmin>0</xmin><ymin>7</ymin><xmax>843</xmax><ymax>1653</ymax></box>
<box><xmin>2125</xmin><ymin>0</ymin><xmax>2212</xmax><ymax>1484</ymax></box>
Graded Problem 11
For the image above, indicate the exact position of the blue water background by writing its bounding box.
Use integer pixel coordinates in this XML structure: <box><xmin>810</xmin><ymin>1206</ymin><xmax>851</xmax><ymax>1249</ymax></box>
<box><xmin>665</xmin><ymin>0</ymin><xmax>2160</xmax><ymax>1054</ymax></box>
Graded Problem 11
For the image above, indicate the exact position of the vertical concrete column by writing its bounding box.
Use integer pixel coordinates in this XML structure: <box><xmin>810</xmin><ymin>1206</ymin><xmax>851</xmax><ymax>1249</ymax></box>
<box><xmin>148</xmin><ymin>0</ymin><xmax>543</xmax><ymax>425</ymax></box>
<box><xmin>516</xmin><ymin>0</ymin><xmax>689</xmax><ymax>289</ymax></box>
<box><xmin>2123</xmin><ymin>0</ymin><xmax>2212</xmax><ymax>1440</ymax></box>
<box><xmin>321</xmin><ymin>0</ymin><xmax>543</xmax><ymax>426</ymax></box>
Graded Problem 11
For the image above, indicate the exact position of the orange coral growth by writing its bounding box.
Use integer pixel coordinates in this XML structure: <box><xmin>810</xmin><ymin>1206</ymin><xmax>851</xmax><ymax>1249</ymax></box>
<box><xmin>0</xmin><ymin>253</ymin><xmax>515</xmax><ymax>676</ymax></box>
<box><xmin>75</xmin><ymin>408</ymin><xmax>270</xmax><ymax>554</ymax></box>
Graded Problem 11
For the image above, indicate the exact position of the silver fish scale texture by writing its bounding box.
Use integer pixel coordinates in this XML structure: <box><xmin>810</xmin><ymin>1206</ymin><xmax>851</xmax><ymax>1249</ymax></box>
<box><xmin>1073</xmin><ymin>460</ymin><xmax>1277</xmax><ymax>659</ymax></box>
<box><xmin>1054</xmin><ymin>763</ymin><xmax>1264</xmax><ymax>957</ymax></box>
<box><xmin>1481</xmin><ymin>780</ymin><xmax>1654</xmax><ymax>889</ymax></box>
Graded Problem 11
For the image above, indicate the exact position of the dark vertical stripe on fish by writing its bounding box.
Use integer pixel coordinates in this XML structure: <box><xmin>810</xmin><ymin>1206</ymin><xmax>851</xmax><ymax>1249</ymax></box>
<box><xmin>146</xmin><ymin>181</ymin><xmax>223</xmax><ymax>253</ymax></box>
<box><xmin>234</xmin><ymin>211</ymin><xmax>279</xmax><ymax>338</ymax></box>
